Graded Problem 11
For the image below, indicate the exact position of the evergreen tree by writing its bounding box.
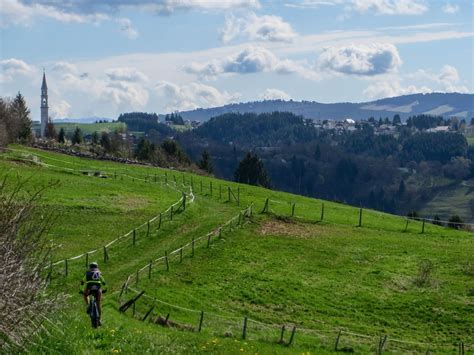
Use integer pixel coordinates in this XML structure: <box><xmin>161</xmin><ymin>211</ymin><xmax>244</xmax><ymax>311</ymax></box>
<box><xmin>314</xmin><ymin>144</ymin><xmax>321</xmax><ymax>160</ymax></box>
<box><xmin>71</xmin><ymin>127</ymin><xmax>83</xmax><ymax>145</ymax></box>
<box><xmin>91</xmin><ymin>131</ymin><xmax>99</xmax><ymax>145</ymax></box>
<box><xmin>58</xmin><ymin>128</ymin><xmax>66</xmax><ymax>143</ymax></box>
<box><xmin>135</xmin><ymin>138</ymin><xmax>154</xmax><ymax>161</ymax></box>
<box><xmin>11</xmin><ymin>92</ymin><xmax>32</xmax><ymax>142</ymax></box>
<box><xmin>234</xmin><ymin>152</ymin><xmax>270</xmax><ymax>188</ymax></box>
<box><xmin>44</xmin><ymin>122</ymin><xmax>57</xmax><ymax>140</ymax></box>
<box><xmin>397</xmin><ymin>179</ymin><xmax>405</xmax><ymax>198</ymax></box>
<box><xmin>198</xmin><ymin>150</ymin><xmax>213</xmax><ymax>174</ymax></box>
<box><xmin>100</xmin><ymin>132</ymin><xmax>112</xmax><ymax>153</ymax></box>
<box><xmin>393</xmin><ymin>114</ymin><xmax>401</xmax><ymax>125</ymax></box>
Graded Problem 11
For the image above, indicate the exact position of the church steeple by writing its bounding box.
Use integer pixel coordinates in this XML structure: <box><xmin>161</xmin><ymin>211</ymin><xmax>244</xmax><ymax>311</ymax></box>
<box><xmin>40</xmin><ymin>70</ymin><xmax>49</xmax><ymax>138</ymax></box>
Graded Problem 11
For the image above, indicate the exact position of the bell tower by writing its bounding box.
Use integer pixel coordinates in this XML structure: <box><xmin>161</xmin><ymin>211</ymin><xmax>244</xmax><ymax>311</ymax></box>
<box><xmin>40</xmin><ymin>70</ymin><xmax>49</xmax><ymax>138</ymax></box>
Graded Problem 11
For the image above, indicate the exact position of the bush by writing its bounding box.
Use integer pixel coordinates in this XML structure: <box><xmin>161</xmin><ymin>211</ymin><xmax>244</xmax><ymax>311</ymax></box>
<box><xmin>413</xmin><ymin>259</ymin><xmax>435</xmax><ymax>287</ymax></box>
<box><xmin>448</xmin><ymin>215</ymin><xmax>463</xmax><ymax>229</ymax></box>
<box><xmin>0</xmin><ymin>177</ymin><xmax>59</xmax><ymax>349</ymax></box>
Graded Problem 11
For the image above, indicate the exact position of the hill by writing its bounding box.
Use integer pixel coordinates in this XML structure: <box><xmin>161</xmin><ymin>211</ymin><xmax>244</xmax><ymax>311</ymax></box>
<box><xmin>0</xmin><ymin>146</ymin><xmax>472</xmax><ymax>353</ymax></box>
<box><xmin>174</xmin><ymin>93</ymin><xmax>474</xmax><ymax>122</ymax></box>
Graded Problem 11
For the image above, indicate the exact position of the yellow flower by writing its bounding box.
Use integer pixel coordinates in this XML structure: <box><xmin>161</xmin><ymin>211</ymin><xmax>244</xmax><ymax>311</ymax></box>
<box><xmin>240</xmin><ymin>348</ymin><xmax>244</xmax><ymax>352</ymax></box>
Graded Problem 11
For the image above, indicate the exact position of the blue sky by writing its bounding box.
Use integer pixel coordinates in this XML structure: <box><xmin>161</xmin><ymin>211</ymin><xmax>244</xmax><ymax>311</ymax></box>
<box><xmin>0</xmin><ymin>0</ymin><xmax>473</xmax><ymax>120</ymax></box>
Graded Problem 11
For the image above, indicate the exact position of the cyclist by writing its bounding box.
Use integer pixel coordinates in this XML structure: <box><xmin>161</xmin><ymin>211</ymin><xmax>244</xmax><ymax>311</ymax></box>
<box><xmin>80</xmin><ymin>262</ymin><xmax>107</xmax><ymax>325</ymax></box>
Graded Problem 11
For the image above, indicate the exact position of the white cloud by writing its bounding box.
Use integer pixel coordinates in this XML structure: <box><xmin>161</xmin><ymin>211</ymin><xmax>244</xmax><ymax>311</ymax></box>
<box><xmin>220</xmin><ymin>12</ymin><xmax>296</xmax><ymax>44</ymax></box>
<box><xmin>50</xmin><ymin>100</ymin><xmax>71</xmax><ymax>119</ymax></box>
<box><xmin>185</xmin><ymin>46</ymin><xmax>306</xmax><ymax>78</ymax></box>
<box><xmin>52</xmin><ymin>61</ymin><xmax>78</xmax><ymax>74</ymax></box>
<box><xmin>363</xmin><ymin>80</ymin><xmax>431</xmax><ymax>99</ymax></box>
<box><xmin>155</xmin><ymin>81</ymin><xmax>240</xmax><ymax>111</ymax></box>
<box><xmin>102</xmin><ymin>81</ymin><xmax>149</xmax><ymax>108</ymax></box>
<box><xmin>117</xmin><ymin>18</ymin><xmax>138</xmax><ymax>39</ymax></box>
<box><xmin>0</xmin><ymin>0</ymin><xmax>107</xmax><ymax>27</ymax></box>
<box><xmin>350</xmin><ymin>0</ymin><xmax>428</xmax><ymax>15</ymax></box>
<box><xmin>105</xmin><ymin>67</ymin><xmax>148</xmax><ymax>82</ymax></box>
<box><xmin>0</xmin><ymin>58</ymin><xmax>35</xmax><ymax>82</ymax></box>
<box><xmin>364</xmin><ymin>64</ymin><xmax>469</xmax><ymax>99</ymax></box>
<box><xmin>259</xmin><ymin>88</ymin><xmax>292</xmax><ymax>101</ymax></box>
<box><xmin>316</xmin><ymin>43</ymin><xmax>402</xmax><ymax>76</ymax></box>
<box><xmin>442</xmin><ymin>2</ymin><xmax>459</xmax><ymax>14</ymax></box>
<box><xmin>285</xmin><ymin>1</ymin><xmax>344</xmax><ymax>9</ymax></box>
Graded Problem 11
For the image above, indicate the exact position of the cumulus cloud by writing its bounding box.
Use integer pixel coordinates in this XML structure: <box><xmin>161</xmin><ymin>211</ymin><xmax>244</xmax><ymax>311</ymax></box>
<box><xmin>185</xmin><ymin>46</ymin><xmax>305</xmax><ymax>78</ymax></box>
<box><xmin>52</xmin><ymin>61</ymin><xmax>78</xmax><ymax>73</ymax></box>
<box><xmin>259</xmin><ymin>88</ymin><xmax>292</xmax><ymax>101</ymax></box>
<box><xmin>50</xmin><ymin>99</ymin><xmax>72</xmax><ymax>118</ymax></box>
<box><xmin>0</xmin><ymin>58</ymin><xmax>35</xmax><ymax>82</ymax></box>
<box><xmin>220</xmin><ymin>12</ymin><xmax>296</xmax><ymax>44</ymax></box>
<box><xmin>117</xmin><ymin>18</ymin><xmax>138</xmax><ymax>39</ymax></box>
<box><xmin>316</xmin><ymin>43</ymin><xmax>402</xmax><ymax>76</ymax></box>
<box><xmin>155</xmin><ymin>81</ymin><xmax>240</xmax><ymax>111</ymax></box>
<box><xmin>350</xmin><ymin>0</ymin><xmax>428</xmax><ymax>15</ymax></box>
<box><xmin>106</xmin><ymin>67</ymin><xmax>148</xmax><ymax>82</ymax></box>
<box><xmin>442</xmin><ymin>2</ymin><xmax>459</xmax><ymax>14</ymax></box>
<box><xmin>364</xmin><ymin>64</ymin><xmax>469</xmax><ymax>99</ymax></box>
<box><xmin>363</xmin><ymin>80</ymin><xmax>431</xmax><ymax>99</ymax></box>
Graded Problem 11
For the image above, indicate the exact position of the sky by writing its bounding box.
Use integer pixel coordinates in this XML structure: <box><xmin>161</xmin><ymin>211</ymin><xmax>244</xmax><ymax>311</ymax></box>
<box><xmin>0</xmin><ymin>0</ymin><xmax>473</xmax><ymax>121</ymax></box>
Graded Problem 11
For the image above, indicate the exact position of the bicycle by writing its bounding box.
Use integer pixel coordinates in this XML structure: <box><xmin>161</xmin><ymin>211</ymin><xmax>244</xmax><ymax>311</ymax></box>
<box><xmin>88</xmin><ymin>290</ymin><xmax>100</xmax><ymax>328</ymax></box>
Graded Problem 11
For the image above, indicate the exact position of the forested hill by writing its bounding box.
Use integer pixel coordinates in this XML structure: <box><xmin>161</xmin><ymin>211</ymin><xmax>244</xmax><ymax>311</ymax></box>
<box><xmin>175</xmin><ymin>93</ymin><xmax>474</xmax><ymax>122</ymax></box>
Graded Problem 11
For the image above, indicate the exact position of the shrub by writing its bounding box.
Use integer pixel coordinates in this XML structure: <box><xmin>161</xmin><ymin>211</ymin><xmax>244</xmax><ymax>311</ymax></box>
<box><xmin>413</xmin><ymin>259</ymin><xmax>435</xmax><ymax>287</ymax></box>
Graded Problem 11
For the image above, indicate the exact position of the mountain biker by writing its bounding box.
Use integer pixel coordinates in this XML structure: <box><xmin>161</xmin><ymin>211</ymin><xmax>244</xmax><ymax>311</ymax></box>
<box><xmin>80</xmin><ymin>262</ymin><xmax>107</xmax><ymax>325</ymax></box>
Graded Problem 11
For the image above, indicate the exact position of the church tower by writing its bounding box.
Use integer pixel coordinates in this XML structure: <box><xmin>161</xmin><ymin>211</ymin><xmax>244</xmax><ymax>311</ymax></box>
<box><xmin>40</xmin><ymin>71</ymin><xmax>49</xmax><ymax>138</ymax></box>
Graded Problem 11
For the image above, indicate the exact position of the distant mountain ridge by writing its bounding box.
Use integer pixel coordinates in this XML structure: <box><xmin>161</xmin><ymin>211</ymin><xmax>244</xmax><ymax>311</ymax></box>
<box><xmin>175</xmin><ymin>93</ymin><xmax>474</xmax><ymax>122</ymax></box>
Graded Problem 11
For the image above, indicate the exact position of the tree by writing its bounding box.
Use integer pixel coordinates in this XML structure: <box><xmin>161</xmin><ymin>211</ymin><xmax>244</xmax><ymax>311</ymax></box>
<box><xmin>71</xmin><ymin>127</ymin><xmax>83</xmax><ymax>145</ymax></box>
<box><xmin>314</xmin><ymin>144</ymin><xmax>321</xmax><ymax>160</ymax></box>
<box><xmin>100</xmin><ymin>132</ymin><xmax>112</xmax><ymax>153</ymax></box>
<box><xmin>448</xmin><ymin>215</ymin><xmax>463</xmax><ymax>229</ymax></box>
<box><xmin>44</xmin><ymin>122</ymin><xmax>57</xmax><ymax>140</ymax></box>
<box><xmin>58</xmin><ymin>128</ymin><xmax>66</xmax><ymax>143</ymax></box>
<box><xmin>393</xmin><ymin>114</ymin><xmax>401</xmax><ymax>125</ymax></box>
<box><xmin>91</xmin><ymin>131</ymin><xmax>99</xmax><ymax>145</ymax></box>
<box><xmin>198</xmin><ymin>150</ymin><xmax>213</xmax><ymax>174</ymax></box>
<box><xmin>10</xmin><ymin>92</ymin><xmax>32</xmax><ymax>142</ymax></box>
<box><xmin>135</xmin><ymin>138</ymin><xmax>154</xmax><ymax>161</ymax></box>
<box><xmin>234</xmin><ymin>152</ymin><xmax>270</xmax><ymax>188</ymax></box>
<box><xmin>397</xmin><ymin>179</ymin><xmax>405</xmax><ymax>198</ymax></box>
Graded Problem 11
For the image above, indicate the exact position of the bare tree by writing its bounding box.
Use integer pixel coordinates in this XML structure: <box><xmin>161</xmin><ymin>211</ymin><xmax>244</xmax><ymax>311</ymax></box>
<box><xmin>0</xmin><ymin>176</ymin><xmax>59</xmax><ymax>349</ymax></box>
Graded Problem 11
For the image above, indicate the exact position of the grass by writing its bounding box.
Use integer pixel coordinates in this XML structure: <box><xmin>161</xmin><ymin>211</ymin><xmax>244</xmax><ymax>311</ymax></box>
<box><xmin>0</xmin><ymin>145</ymin><xmax>473</xmax><ymax>353</ymax></box>
<box><xmin>32</xmin><ymin>122</ymin><xmax>127</xmax><ymax>135</ymax></box>
<box><xmin>466</xmin><ymin>135</ymin><xmax>474</xmax><ymax>146</ymax></box>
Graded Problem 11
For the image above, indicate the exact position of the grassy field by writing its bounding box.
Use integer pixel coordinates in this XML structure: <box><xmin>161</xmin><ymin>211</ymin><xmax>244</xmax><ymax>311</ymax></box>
<box><xmin>32</xmin><ymin>122</ymin><xmax>127</xmax><ymax>136</ymax></box>
<box><xmin>1</xmin><ymin>146</ymin><xmax>473</xmax><ymax>354</ymax></box>
<box><xmin>466</xmin><ymin>135</ymin><xmax>474</xmax><ymax>146</ymax></box>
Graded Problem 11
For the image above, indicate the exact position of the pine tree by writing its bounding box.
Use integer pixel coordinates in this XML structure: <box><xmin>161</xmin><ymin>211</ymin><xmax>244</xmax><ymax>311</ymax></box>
<box><xmin>58</xmin><ymin>128</ymin><xmax>66</xmax><ymax>143</ymax></box>
<box><xmin>71</xmin><ymin>127</ymin><xmax>83</xmax><ymax>145</ymax></box>
<box><xmin>11</xmin><ymin>92</ymin><xmax>32</xmax><ymax>142</ymax></box>
<box><xmin>234</xmin><ymin>152</ymin><xmax>270</xmax><ymax>188</ymax></box>
<box><xmin>314</xmin><ymin>144</ymin><xmax>321</xmax><ymax>160</ymax></box>
<box><xmin>397</xmin><ymin>179</ymin><xmax>405</xmax><ymax>198</ymax></box>
<box><xmin>91</xmin><ymin>131</ymin><xmax>99</xmax><ymax>145</ymax></box>
<box><xmin>198</xmin><ymin>150</ymin><xmax>213</xmax><ymax>174</ymax></box>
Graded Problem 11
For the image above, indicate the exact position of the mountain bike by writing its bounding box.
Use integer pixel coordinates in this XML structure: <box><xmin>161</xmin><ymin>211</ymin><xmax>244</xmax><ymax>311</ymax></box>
<box><xmin>88</xmin><ymin>290</ymin><xmax>100</xmax><ymax>328</ymax></box>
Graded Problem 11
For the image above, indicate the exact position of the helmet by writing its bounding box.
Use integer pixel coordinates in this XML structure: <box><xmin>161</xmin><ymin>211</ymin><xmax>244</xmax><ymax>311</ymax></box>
<box><xmin>89</xmin><ymin>262</ymin><xmax>98</xmax><ymax>269</ymax></box>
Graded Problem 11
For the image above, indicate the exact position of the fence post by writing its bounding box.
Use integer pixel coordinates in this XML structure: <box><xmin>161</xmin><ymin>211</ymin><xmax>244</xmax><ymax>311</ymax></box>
<box><xmin>218</xmin><ymin>228</ymin><xmax>222</xmax><ymax>239</ymax></box>
<box><xmin>288</xmin><ymin>326</ymin><xmax>297</xmax><ymax>346</ymax></box>
<box><xmin>182</xmin><ymin>193</ymin><xmax>186</xmax><ymax>211</ymax></box>
<box><xmin>459</xmin><ymin>341</ymin><xmax>464</xmax><ymax>355</ymax></box>
<box><xmin>192</xmin><ymin>238</ymin><xmax>195</xmax><ymax>257</ymax></box>
<box><xmin>142</xmin><ymin>306</ymin><xmax>154</xmax><ymax>322</ymax></box>
<box><xmin>291</xmin><ymin>203</ymin><xmax>295</xmax><ymax>217</ymax></box>
<box><xmin>263</xmin><ymin>198</ymin><xmax>269</xmax><ymax>213</ymax></box>
<box><xmin>147</xmin><ymin>221</ymin><xmax>150</xmax><ymax>237</ymax></box>
<box><xmin>198</xmin><ymin>311</ymin><xmax>204</xmax><ymax>332</ymax></box>
<box><xmin>103</xmin><ymin>246</ymin><xmax>108</xmax><ymax>263</ymax></box>
<box><xmin>422</xmin><ymin>219</ymin><xmax>425</xmax><ymax>234</ymax></box>
<box><xmin>321</xmin><ymin>203</ymin><xmax>325</xmax><ymax>221</ymax></box>
<box><xmin>279</xmin><ymin>325</ymin><xmax>286</xmax><ymax>343</ymax></box>
<box><xmin>404</xmin><ymin>219</ymin><xmax>409</xmax><ymax>232</ymax></box>
<box><xmin>148</xmin><ymin>260</ymin><xmax>152</xmax><ymax>279</ymax></box>
<box><xmin>228</xmin><ymin>187</ymin><xmax>231</xmax><ymax>202</ymax></box>
<box><xmin>158</xmin><ymin>213</ymin><xmax>162</xmax><ymax>230</ymax></box>
<box><xmin>242</xmin><ymin>317</ymin><xmax>248</xmax><ymax>340</ymax></box>
<box><xmin>85</xmin><ymin>252</ymin><xmax>89</xmax><ymax>268</ymax></box>
<box><xmin>219</xmin><ymin>184</ymin><xmax>222</xmax><ymax>199</ymax></box>
<box><xmin>64</xmin><ymin>259</ymin><xmax>68</xmax><ymax>276</ymax></box>
<box><xmin>173</xmin><ymin>175</ymin><xmax>177</xmax><ymax>185</ymax></box>
<box><xmin>165</xmin><ymin>251</ymin><xmax>169</xmax><ymax>271</ymax></box>
<box><xmin>237</xmin><ymin>187</ymin><xmax>240</xmax><ymax>206</ymax></box>
<box><xmin>180</xmin><ymin>246</ymin><xmax>183</xmax><ymax>263</ymax></box>
<box><xmin>133</xmin><ymin>229</ymin><xmax>136</xmax><ymax>246</ymax></box>
<box><xmin>334</xmin><ymin>330</ymin><xmax>342</xmax><ymax>351</ymax></box>
<box><xmin>170</xmin><ymin>205</ymin><xmax>174</xmax><ymax>221</ymax></box>
<box><xmin>358</xmin><ymin>208</ymin><xmax>363</xmax><ymax>227</ymax></box>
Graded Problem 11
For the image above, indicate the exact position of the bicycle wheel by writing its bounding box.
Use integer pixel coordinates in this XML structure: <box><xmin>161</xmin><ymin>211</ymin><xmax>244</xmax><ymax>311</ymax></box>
<box><xmin>90</xmin><ymin>299</ymin><xmax>99</xmax><ymax>328</ymax></box>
